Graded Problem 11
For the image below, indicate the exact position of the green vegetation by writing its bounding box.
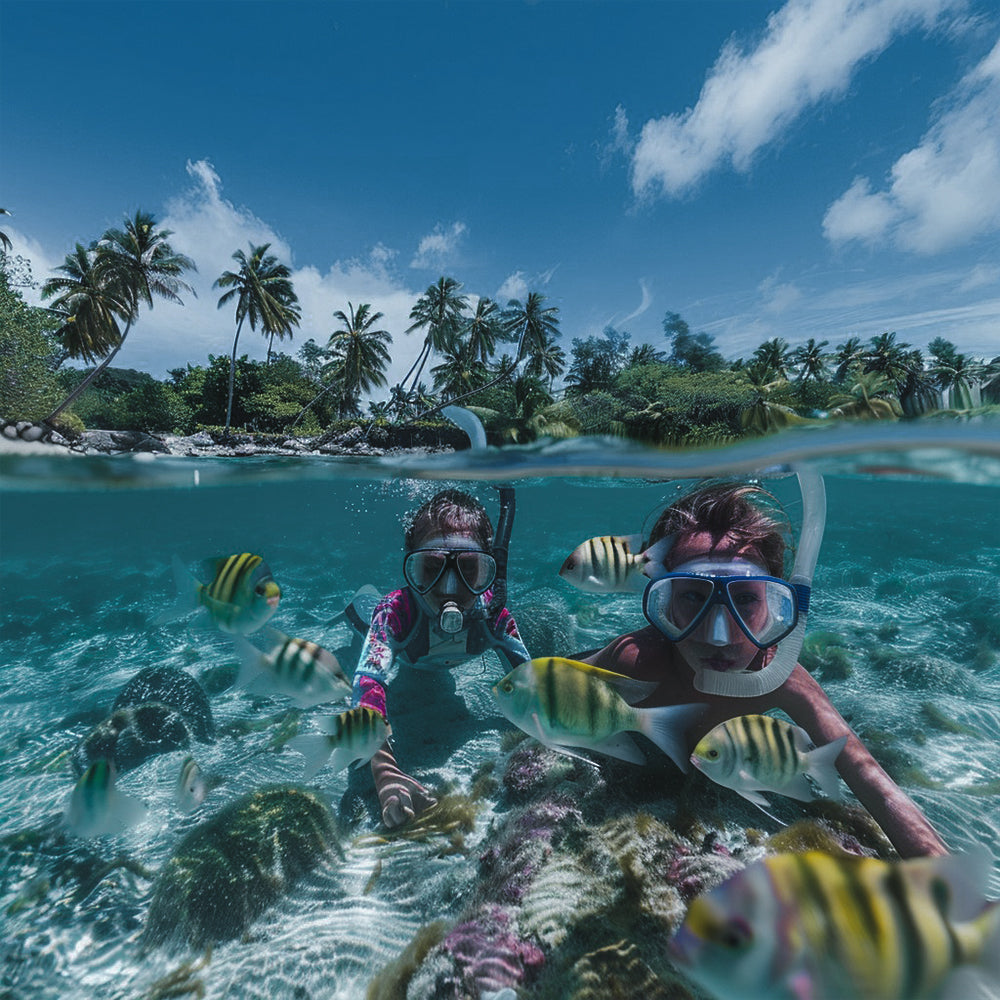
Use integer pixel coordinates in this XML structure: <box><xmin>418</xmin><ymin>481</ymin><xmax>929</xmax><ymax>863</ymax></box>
<box><xmin>3</xmin><ymin>210</ymin><xmax>999</xmax><ymax>445</ymax></box>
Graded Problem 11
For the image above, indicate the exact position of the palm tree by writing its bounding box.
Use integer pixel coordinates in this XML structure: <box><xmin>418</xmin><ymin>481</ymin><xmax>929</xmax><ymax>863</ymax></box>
<box><xmin>41</xmin><ymin>244</ymin><xmax>125</xmax><ymax>365</ymax></box>
<box><xmin>463</xmin><ymin>297</ymin><xmax>502</xmax><ymax>364</ymax></box>
<box><xmin>751</xmin><ymin>338</ymin><xmax>795</xmax><ymax>380</ymax></box>
<box><xmin>792</xmin><ymin>338</ymin><xmax>829</xmax><ymax>382</ymax></box>
<box><xmin>932</xmin><ymin>353</ymin><xmax>988</xmax><ymax>411</ymax></box>
<box><xmin>402</xmin><ymin>276</ymin><xmax>469</xmax><ymax>397</ymax></box>
<box><xmin>43</xmin><ymin>211</ymin><xmax>195</xmax><ymax>423</ymax></box>
<box><xmin>829</xmin><ymin>370</ymin><xmax>901</xmax><ymax>420</ymax></box>
<box><xmin>0</xmin><ymin>208</ymin><xmax>11</xmax><ymax>253</ymax></box>
<box><xmin>431</xmin><ymin>343</ymin><xmax>489</xmax><ymax>399</ymax></box>
<box><xmin>215</xmin><ymin>242</ymin><xmax>300</xmax><ymax>434</ymax></box>
<box><xmin>504</xmin><ymin>291</ymin><xmax>560</xmax><ymax>365</ymax></box>
<box><xmin>832</xmin><ymin>336</ymin><xmax>865</xmax><ymax>383</ymax></box>
<box><xmin>862</xmin><ymin>332</ymin><xmax>912</xmax><ymax>393</ymax></box>
<box><xmin>327</xmin><ymin>302</ymin><xmax>393</xmax><ymax>417</ymax></box>
<box><xmin>626</xmin><ymin>343</ymin><xmax>667</xmax><ymax>367</ymax></box>
<box><xmin>524</xmin><ymin>331</ymin><xmax>567</xmax><ymax>391</ymax></box>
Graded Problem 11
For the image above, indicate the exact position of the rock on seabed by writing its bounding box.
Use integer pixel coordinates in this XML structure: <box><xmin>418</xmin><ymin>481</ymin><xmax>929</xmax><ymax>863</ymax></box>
<box><xmin>142</xmin><ymin>785</ymin><xmax>338</xmax><ymax>950</ymax></box>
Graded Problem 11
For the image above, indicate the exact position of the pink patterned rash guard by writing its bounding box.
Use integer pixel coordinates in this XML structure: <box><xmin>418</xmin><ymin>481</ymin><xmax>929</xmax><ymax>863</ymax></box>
<box><xmin>351</xmin><ymin>586</ymin><xmax>530</xmax><ymax>722</ymax></box>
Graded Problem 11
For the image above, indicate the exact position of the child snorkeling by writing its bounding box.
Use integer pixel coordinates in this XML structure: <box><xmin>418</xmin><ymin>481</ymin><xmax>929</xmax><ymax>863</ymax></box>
<box><xmin>578</xmin><ymin>477</ymin><xmax>947</xmax><ymax>858</ymax></box>
<box><xmin>350</xmin><ymin>488</ymin><xmax>530</xmax><ymax>828</ymax></box>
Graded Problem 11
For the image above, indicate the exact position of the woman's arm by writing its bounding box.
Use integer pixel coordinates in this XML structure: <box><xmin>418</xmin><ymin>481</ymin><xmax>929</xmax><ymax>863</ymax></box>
<box><xmin>779</xmin><ymin>666</ymin><xmax>948</xmax><ymax>858</ymax></box>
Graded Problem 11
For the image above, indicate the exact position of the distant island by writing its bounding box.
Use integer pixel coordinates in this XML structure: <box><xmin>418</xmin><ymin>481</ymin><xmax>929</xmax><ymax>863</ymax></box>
<box><xmin>2</xmin><ymin>212</ymin><xmax>998</xmax><ymax>452</ymax></box>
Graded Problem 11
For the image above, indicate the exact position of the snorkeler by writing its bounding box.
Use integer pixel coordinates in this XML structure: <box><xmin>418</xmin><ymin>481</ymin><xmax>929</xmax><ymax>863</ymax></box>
<box><xmin>578</xmin><ymin>474</ymin><xmax>948</xmax><ymax>859</ymax></box>
<box><xmin>346</xmin><ymin>488</ymin><xmax>530</xmax><ymax>828</ymax></box>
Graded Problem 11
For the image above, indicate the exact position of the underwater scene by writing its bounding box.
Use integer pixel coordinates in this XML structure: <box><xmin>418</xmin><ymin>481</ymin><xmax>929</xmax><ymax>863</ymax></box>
<box><xmin>2</xmin><ymin>423</ymin><xmax>1000</xmax><ymax>1000</ymax></box>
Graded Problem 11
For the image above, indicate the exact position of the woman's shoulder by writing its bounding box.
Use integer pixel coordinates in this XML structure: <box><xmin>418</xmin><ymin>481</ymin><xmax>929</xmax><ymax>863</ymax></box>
<box><xmin>589</xmin><ymin>625</ymin><xmax>668</xmax><ymax>673</ymax></box>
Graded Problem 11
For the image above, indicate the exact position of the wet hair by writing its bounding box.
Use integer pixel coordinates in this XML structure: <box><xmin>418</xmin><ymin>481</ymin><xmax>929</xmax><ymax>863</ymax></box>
<box><xmin>405</xmin><ymin>489</ymin><xmax>494</xmax><ymax>551</ymax></box>
<box><xmin>649</xmin><ymin>482</ymin><xmax>789</xmax><ymax>577</ymax></box>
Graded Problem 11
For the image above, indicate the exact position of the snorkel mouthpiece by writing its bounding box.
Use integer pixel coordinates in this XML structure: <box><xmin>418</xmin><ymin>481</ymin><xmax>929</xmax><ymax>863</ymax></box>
<box><xmin>691</xmin><ymin>469</ymin><xmax>825</xmax><ymax>698</ymax></box>
<box><xmin>439</xmin><ymin>601</ymin><xmax>464</xmax><ymax>634</ymax></box>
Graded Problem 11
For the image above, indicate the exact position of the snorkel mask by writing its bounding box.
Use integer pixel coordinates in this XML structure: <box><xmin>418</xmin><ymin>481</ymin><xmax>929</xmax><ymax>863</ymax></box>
<box><xmin>643</xmin><ymin>470</ymin><xmax>825</xmax><ymax>697</ymax></box>
<box><xmin>403</xmin><ymin>546</ymin><xmax>498</xmax><ymax>634</ymax></box>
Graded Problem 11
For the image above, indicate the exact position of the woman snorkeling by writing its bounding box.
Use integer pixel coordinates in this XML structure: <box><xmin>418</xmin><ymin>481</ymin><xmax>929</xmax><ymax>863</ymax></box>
<box><xmin>578</xmin><ymin>477</ymin><xmax>947</xmax><ymax>858</ymax></box>
<box><xmin>350</xmin><ymin>488</ymin><xmax>530</xmax><ymax>828</ymax></box>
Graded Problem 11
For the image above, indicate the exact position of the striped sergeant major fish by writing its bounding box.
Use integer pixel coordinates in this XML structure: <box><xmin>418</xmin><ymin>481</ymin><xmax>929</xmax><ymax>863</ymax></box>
<box><xmin>289</xmin><ymin>707</ymin><xmax>389</xmax><ymax>780</ymax></box>
<box><xmin>491</xmin><ymin>656</ymin><xmax>705</xmax><ymax>771</ymax></box>
<box><xmin>174</xmin><ymin>755</ymin><xmax>222</xmax><ymax>813</ymax></box>
<box><xmin>690</xmin><ymin>714</ymin><xmax>846</xmax><ymax>811</ymax></box>
<box><xmin>154</xmin><ymin>553</ymin><xmax>282</xmax><ymax>634</ymax></box>
<box><xmin>559</xmin><ymin>534</ymin><xmax>671</xmax><ymax>593</ymax></box>
<box><xmin>64</xmin><ymin>759</ymin><xmax>148</xmax><ymax>838</ymax></box>
<box><xmin>234</xmin><ymin>629</ymin><xmax>351</xmax><ymax>707</ymax></box>
<box><xmin>669</xmin><ymin>847</ymin><xmax>1000</xmax><ymax>1000</ymax></box>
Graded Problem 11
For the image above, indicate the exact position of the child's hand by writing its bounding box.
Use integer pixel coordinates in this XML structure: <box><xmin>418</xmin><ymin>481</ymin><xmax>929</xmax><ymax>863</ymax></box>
<box><xmin>371</xmin><ymin>744</ymin><xmax>437</xmax><ymax>828</ymax></box>
<box><xmin>378</xmin><ymin>772</ymin><xmax>437</xmax><ymax>828</ymax></box>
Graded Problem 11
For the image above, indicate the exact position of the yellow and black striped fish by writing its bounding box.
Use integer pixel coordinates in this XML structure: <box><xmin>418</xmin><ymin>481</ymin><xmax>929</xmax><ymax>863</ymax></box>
<box><xmin>235</xmin><ymin>629</ymin><xmax>351</xmax><ymax>707</ymax></box>
<box><xmin>559</xmin><ymin>534</ymin><xmax>670</xmax><ymax>593</ymax></box>
<box><xmin>65</xmin><ymin>759</ymin><xmax>148</xmax><ymax>838</ymax></box>
<box><xmin>155</xmin><ymin>553</ymin><xmax>281</xmax><ymax>634</ymax></box>
<box><xmin>289</xmin><ymin>707</ymin><xmax>389</xmax><ymax>779</ymax></box>
<box><xmin>669</xmin><ymin>847</ymin><xmax>1000</xmax><ymax>1000</ymax></box>
<box><xmin>690</xmin><ymin>713</ymin><xmax>846</xmax><ymax>809</ymax></box>
<box><xmin>492</xmin><ymin>656</ymin><xmax>704</xmax><ymax>770</ymax></box>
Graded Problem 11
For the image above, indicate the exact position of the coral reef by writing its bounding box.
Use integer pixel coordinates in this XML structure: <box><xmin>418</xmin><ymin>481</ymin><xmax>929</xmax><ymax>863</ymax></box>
<box><xmin>112</xmin><ymin>666</ymin><xmax>216</xmax><ymax>742</ymax></box>
<box><xmin>142</xmin><ymin>785</ymin><xmax>339</xmax><ymax>950</ymax></box>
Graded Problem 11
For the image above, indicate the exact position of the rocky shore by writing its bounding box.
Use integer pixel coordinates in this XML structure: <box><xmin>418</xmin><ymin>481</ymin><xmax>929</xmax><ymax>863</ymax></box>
<box><xmin>0</xmin><ymin>419</ymin><xmax>467</xmax><ymax>458</ymax></box>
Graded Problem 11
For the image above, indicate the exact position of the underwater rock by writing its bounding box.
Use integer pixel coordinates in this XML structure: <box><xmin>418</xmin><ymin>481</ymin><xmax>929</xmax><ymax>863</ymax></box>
<box><xmin>71</xmin><ymin>703</ymin><xmax>191</xmax><ymax>776</ymax></box>
<box><xmin>567</xmin><ymin>939</ymin><xmax>696</xmax><ymax>1000</ymax></box>
<box><xmin>366</xmin><ymin>921</ymin><xmax>450</xmax><ymax>1000</ymax></box>
<box><xmin>113</xmin><ymin>666</ymin><xmax>216</xmax><ymax>742</ymax></box>
<box><xmin>142</xmin><ymin>785</ymin><xmax>339</xmax><ymax>950</ymax></box>
<box><xmin>72</xmin><ymin>666</ymin><xmax>215</xmax><ymax>776</ymax></box>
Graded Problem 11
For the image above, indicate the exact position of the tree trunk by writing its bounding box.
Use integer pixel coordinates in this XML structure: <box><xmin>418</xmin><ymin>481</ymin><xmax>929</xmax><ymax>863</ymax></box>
<box><xmin>225</xmin><ymin>318</ymin><xmax>245</xmax><ymax>435</ymax></box>
<box><xmin>44</xmin><ymin>326</ymin><xmax>131</xmax><ymax>424</ymax></box>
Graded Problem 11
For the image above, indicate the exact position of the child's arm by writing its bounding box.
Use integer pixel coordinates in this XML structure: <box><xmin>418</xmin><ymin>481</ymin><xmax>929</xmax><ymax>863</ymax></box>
<box><xmin>777</xmin><ymin>665</ymin><xmax>948</xmax><ymax>858</ymax></box>
<box><xmin>488</xmin><ymin>604</ymin><xmax>531</xmax><ymax>668</ymax></box>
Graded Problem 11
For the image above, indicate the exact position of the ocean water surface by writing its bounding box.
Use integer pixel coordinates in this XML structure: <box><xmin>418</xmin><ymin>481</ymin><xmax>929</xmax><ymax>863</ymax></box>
<box><xmin>1</xmin><ymin>422</ymin><xmax>999</xmax><ymax>1000</ymax></box>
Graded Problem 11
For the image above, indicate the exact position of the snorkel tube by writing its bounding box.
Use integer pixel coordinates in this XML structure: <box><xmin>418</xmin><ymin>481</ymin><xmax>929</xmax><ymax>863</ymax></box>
<box><xmin>692</xmin><ymin>469</ymin><xmax>826</xmax><ymax>698</ymax></box>
<box><xmin>487</xmin><ymin>485</ymin><xmax>515</xmax><ymax>619</ymax></box>
<box><xmin>438</xmin><ymin>404</ymin><xmax>515</xmax><ymax>625</ymax></box>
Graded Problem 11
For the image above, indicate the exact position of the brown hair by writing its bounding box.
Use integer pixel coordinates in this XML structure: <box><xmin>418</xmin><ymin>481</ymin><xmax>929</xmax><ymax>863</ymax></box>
<box><xmin>405</xmin><ymin>489</ymin><xmax>494</xmax><ymax>551</ymax></box>
<box><xmin>649</xmin><ymin>482</ymin><xmax>789</xmax><ymax>576</ymax></box>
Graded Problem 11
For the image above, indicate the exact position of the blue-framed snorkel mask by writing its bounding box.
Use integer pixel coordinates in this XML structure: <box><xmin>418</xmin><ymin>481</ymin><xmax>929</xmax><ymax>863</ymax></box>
<box><xmin>642</xmin><ymin>470</ymin><xmax>825</xmax><ymax>698</ymax></box>
<box><xmin>643</xmin><ymin>559</ymin><xmax>807</xmax><ymax>649</ymax></box>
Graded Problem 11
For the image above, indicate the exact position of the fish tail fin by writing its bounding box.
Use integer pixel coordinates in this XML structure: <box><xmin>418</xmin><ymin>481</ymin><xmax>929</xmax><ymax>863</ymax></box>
<box><xmin>233</xmin><ymin>635</ymin><xmax>265</xmax><ymax>689</ymax></box>
<box><xmin>288</xmin><ymin>734</ymin><xmax>333</xmax><ymax>780</ymax></box>
<box><xmin>151</xmin><ymin>554</ymin><xmax>201</xmax><ymax>626</ymax></box>
<box><xmin>112</xmin><ymin>790</ymin><xmax>149</xmax><ymax>830</ymax></box>
<box><xmin>639</xmin><ymin>536</ymin><xmax>673</xmax><ymax>581</ymax></box>
<box><xmin>327</xmin><ymin>746</ymin><xmax>358</xmax><ymax>774</ymax></box>
<box><xmin>805</xmin><ymin>734</ymin><xmax>848</xmax><ymax>800</ymax></box>
<box><xmin>639</xmin><ymin>702</ymin><xmax>707</xmax><ymax>772</ymax></box>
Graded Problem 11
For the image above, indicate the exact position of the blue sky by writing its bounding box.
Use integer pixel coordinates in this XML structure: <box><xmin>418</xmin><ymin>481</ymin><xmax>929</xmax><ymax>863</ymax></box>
<box><xmin>4</xmin><ymin>0</ymin><xmax>999</xmax><ymax>390</ymax></box>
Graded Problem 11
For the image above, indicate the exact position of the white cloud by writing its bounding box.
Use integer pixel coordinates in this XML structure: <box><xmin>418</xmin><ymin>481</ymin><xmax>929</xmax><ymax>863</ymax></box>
<box><xmin>620</xmin><ymin>278</ymin><xmax>653</xmax><ymax>324</ymax></box>
<box><xmin>23</xmin><ymin>160</ymin><xmax>428</xmax><ymax>393</ymax></box>
<box><xmin>758</xmin><ymin>273</ymin><xmax>804</xmax><ymax>314</ymax></box>
<box><xmin>823</xmin><ymin>35</ymin><xmax>1000</xmax><ymax>252</ymax></box>
<box><xmin>409</xmin><ymin>221</ymin><xmax>468</xmax><ymax>270</ymax></box>
<box><xmin>630</xmin><ymin>0</ymin><xmax>957</xmax><ymax>198</ymax></box>
<box><xmin>496</xmin><ymin>270</ymin><xmax>528</xmax><ymax>303</ymax></box>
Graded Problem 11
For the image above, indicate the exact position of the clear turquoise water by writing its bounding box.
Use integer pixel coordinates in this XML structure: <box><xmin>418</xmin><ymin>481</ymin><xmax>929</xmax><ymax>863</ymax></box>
<box><xmin>2</xmin><ymin>423</ymin><xmax>999</xmax><ymax>999</ymax></box>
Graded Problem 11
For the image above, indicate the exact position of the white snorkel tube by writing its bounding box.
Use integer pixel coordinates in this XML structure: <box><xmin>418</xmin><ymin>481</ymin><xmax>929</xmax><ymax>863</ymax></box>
<box><xmin>692</xmin><ymin>469</ymin><xmax>826</xmax><ymax>698</ymax></box>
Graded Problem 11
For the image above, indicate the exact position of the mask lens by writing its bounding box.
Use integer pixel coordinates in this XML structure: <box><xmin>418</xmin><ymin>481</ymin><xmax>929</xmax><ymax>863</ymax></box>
<box><xmin>456</xmin><ymin>551</ymin><xmax>496</xmax><ymax>594</ymax></box>
<box><xmin>644</xmin><ymin>577</ymin><xmax>715</xmax><ymax>639</ymax></box>
<box><xmin>403</xmin><ymin>551</ymin><xmax>448</xmax><ymax>594</ymax></box>
<box><xmin>726</xmin><ymin>578</ymin><xmax>797</xmax><ymax>645</ymax></box>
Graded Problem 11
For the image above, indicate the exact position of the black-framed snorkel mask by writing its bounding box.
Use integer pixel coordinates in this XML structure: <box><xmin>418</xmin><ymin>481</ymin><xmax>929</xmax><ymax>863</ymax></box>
<box><xmin>642</xmin><ymin>469</ymin><xmax>825</xmax><ymax>698</ymax></box>
<box><xmin>403</xmin><ymin>547</ymin><xmax>498</xmax><ymax>634</ymax></box>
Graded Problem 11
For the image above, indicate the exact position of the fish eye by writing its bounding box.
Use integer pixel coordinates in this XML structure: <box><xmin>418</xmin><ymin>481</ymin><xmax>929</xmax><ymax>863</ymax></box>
<box><xmin>707</xmin><ymin>749</ymin><xmax>720</xmax><ymax>759</ymax></box>
<box><xmin>500</xmin><ymin>680</ymin><xmax>514</xmax><ymax>693</ymax></box>
<box><xmin>716</xmin><ymin>917</ymin><xmax>753</xmax><ymax>951</ymax></box>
